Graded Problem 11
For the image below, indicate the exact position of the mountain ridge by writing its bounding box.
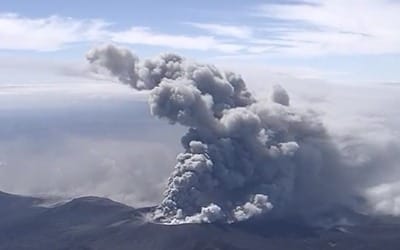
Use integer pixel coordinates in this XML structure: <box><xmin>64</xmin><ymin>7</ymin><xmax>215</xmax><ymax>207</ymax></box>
<box><xmin>1</xmin><ymin>191</ymin><xmax>400</xmax><ymax>250</ymax></box>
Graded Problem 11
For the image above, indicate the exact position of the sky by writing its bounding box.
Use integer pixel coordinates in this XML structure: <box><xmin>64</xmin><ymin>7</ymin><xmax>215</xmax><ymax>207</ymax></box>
<box><xmin>1</xmin><ymin>0</ymin><xmax>400</xmax><ymax>215</ymax></box>
<box><xmin>0</xmin><ymin>0</ymin><xmax>399</xmax><ymax>84</ymax></box>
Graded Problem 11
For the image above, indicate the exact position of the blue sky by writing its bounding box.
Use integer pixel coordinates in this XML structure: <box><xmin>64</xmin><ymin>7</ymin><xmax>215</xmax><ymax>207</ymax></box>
<box><xmin>0</xmin><ymin>0</ymin><xmax>399</xmax><ymax>84</ymax></box>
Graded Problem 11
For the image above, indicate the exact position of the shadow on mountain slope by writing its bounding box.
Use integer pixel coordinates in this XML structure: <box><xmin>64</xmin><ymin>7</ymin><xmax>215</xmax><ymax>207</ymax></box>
<box><xmin>1</xmin><ymin>191</ymin><xmax>400</xmax><ymax>250</ymax></box>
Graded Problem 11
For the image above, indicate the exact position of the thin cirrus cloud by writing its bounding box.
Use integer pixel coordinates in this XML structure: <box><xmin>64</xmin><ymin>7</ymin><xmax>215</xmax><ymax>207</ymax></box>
<box><xmin>0</xmin><ymin>0</ymin><xmax>399</xmax><ymax>56</ymax></box>
<box><xmin>255</xmin><ymin>0</ymin><xmax>400</xmax><ymax>55</ymax></box>
<box><xmin>186</xmin><ymin>22</ymin><xmax>253</xmax><ymax>39</ymax></box>
<box><xmin>0</xmin><ymin>13</ymin><xmax>244</xmax><ymax>53</ymax></box>
<box><xmin>183</xmin><ymin>0</ymin><xmax>400</xmax><ymax>56</ymax></box>
<box><xmin>111</xmin><ymin>27</ymin><xmax>245</xmax><ymax>53</ymax></box>
<box><xmin>0</xmin><ymin>13</ymin><xmax>109</xmax><ymax>51</ymax></box>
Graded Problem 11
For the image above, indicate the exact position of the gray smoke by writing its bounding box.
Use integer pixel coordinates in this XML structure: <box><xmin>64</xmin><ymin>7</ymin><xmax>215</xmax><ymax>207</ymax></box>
<box><xmin>87</xmin><ymin>44</ymin><xmax>365</xmax><ymax>224</ymax></box>
<box><xmin>272</xmin><ymin>84</ymin><xmax>290</xmax><ymax>106</ymax></box>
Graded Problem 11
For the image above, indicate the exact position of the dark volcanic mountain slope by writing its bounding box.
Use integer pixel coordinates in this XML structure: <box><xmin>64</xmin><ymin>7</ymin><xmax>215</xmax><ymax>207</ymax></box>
<box><xmin>1</xmin><ymin>191</ymin><xmax>400</xmax><ymax>250</ymax></box>
<box><xmin>0</xmin><ymin>191</ymin><xmax>46</xmax><ymax>228</ymax></box>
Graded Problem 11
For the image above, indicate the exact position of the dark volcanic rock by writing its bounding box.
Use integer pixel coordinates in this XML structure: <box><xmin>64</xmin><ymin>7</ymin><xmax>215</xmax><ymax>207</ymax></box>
<box><xmin>1</xmin><ymin>191</ymin><xmax>400</xmax><ymax>250</ymax></box>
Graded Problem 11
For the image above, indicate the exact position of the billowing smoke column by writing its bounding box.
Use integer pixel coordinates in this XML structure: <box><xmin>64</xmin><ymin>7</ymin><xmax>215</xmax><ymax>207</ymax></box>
<box><xmin>87</xmin><ymin>44</ymin><xmax>356</xmax><ymax>224</ymax></box>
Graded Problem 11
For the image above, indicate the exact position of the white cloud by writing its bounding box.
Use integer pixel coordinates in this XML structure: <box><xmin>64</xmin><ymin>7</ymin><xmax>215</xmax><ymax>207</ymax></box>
<box><xmin>0</xmin><ymin>13</ymin><xmax>245</xmax><ymax>53</ymax></box>
<box><xmin>0</xmin><ymin>13</ymin><xmax>109</xmax><ymax>51</ymax></box>
<box><xmin>1</xmin><ymin>0</ymin><xmax>400</xmax><ymax>57</ymax></box>
<box><xmin>111</xmin><ymin>27</ymin><xmax>245</xmax><ymax>53</ymax></box>
<box><xmin>256</xmin><ymin>0</ymin><xmax>400</xmax><ymax>55</ymax></box>
<box><xmin>107</xmin><ymin>0</ymin><xmax>400</xmax><ymax>56</ymax></box>
<box><xmin>187</xmin><ymin>22</ymin><xmax>252</xmax><ymax>39</ymax></box>
<box><xmin>366</xmin><ymin>181</ymin><xmax>400</xmax><ymax>216</ymax></box>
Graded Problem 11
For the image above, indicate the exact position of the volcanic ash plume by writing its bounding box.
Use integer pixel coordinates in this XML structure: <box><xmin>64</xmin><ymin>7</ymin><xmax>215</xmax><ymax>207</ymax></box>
<box><xmin>87</xmin><ymin>44</ymin><xmax>356</xmax><ymax>224</ymax></box>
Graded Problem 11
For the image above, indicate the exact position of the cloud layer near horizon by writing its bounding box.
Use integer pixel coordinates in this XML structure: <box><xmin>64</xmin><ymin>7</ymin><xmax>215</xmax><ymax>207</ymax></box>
<box><xmin>0</xmin><ymin>92</ymin><xmax>183</xmax><ymax>207</ymax></box>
